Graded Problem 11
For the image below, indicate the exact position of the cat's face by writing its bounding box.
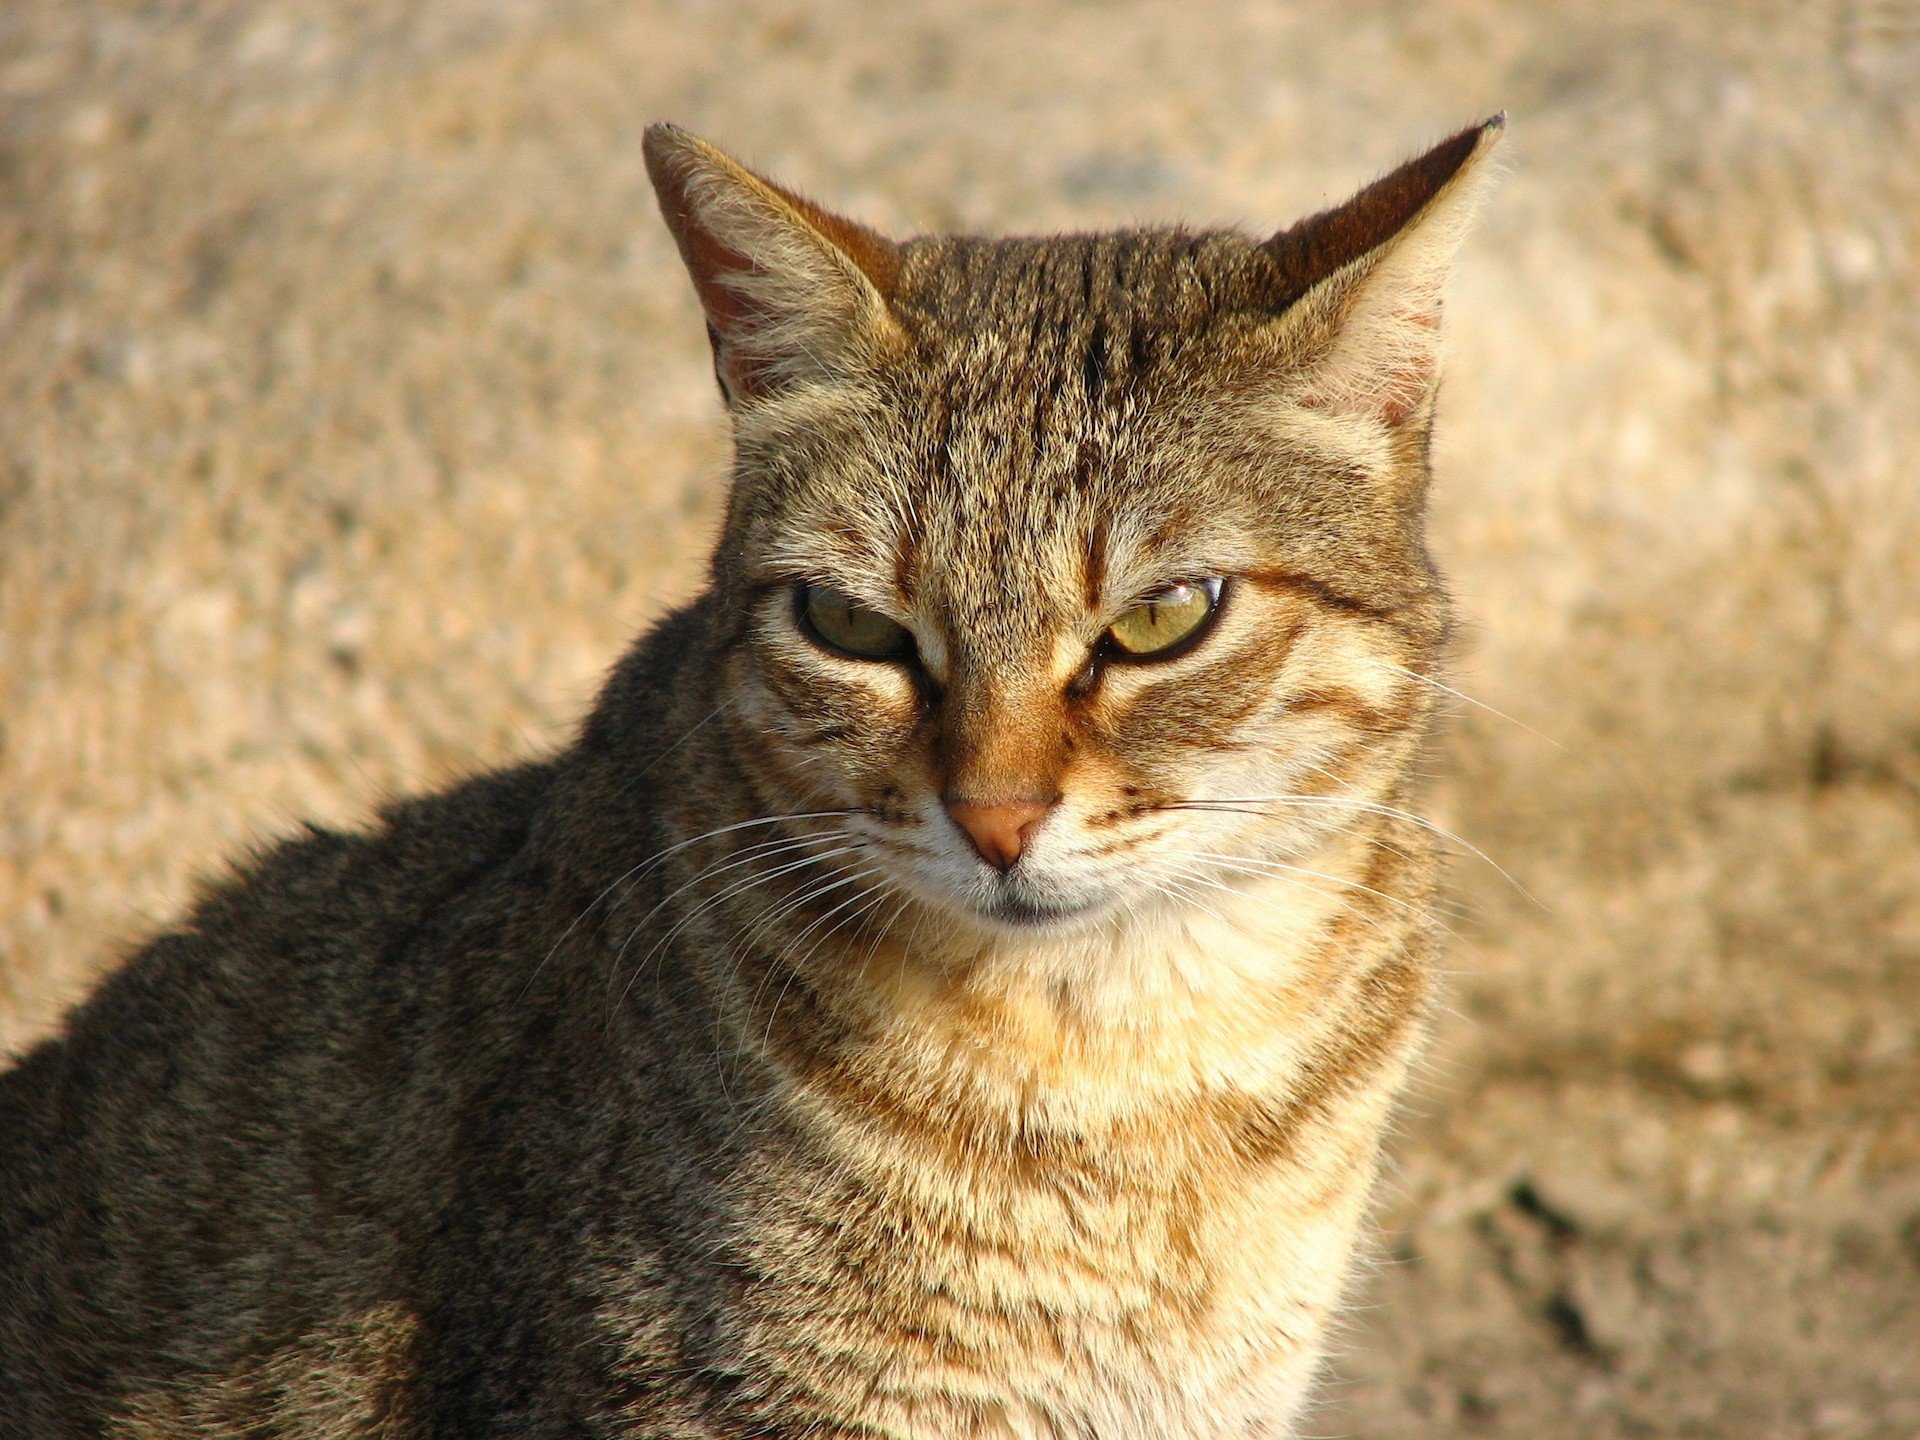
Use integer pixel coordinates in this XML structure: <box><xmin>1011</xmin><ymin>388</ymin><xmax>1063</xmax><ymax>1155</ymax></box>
<box><xmin>714</xmin><ymin>245</ymin><xmax>1443</xmax><ymax>935</ymax></box>
<box><xmin>644</xmin><ymin>122</ymin><xmax>1497</xmax><ymax>939</ymax></box>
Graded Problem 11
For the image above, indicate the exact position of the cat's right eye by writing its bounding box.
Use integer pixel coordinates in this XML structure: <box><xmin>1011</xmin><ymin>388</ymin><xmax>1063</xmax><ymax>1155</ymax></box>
<box><xmin>796</xmin><ymin>584</ymin><xmax>915</xmax><ymax>662</ymax></box>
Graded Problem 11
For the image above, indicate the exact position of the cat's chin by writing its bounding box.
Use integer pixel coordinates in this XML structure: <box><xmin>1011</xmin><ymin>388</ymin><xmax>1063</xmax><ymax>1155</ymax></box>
<box><xmin>945</xmin><ymin>881</ymin><xmax>1120</xmax><ymax>938</ymax></box>
<box><xmin>980</xmin><ymin>894</ymin><xmax>1103</xmax><ymax>931</ymax></box>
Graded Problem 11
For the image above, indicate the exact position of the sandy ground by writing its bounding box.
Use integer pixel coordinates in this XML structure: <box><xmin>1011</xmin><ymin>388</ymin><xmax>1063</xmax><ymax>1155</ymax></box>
<box><xmin>3</xmin><ymin>2</ymin><xmax>1918</xmax><ymax>1434</ymax></box>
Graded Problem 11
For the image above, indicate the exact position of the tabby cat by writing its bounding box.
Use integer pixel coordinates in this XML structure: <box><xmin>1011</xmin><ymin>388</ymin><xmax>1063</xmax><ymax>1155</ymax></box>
<box><xmin>0</xmin><ymin>116</ymin><xmax>1501</xmax><ymax>1438</ymax></box>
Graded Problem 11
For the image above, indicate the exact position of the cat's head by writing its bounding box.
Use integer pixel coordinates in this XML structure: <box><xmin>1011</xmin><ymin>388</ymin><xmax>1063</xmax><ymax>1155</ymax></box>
<box><xmin>643</xmin><ymin>121</ymin><xmax>1499</xmax><ymax>939</ymax></box>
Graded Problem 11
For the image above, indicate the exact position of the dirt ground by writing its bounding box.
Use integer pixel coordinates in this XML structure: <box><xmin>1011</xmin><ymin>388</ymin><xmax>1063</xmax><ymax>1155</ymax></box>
<box><xmin>3</xmin><ymin>2</ymin><xmax>1918</xmax><ymax>1434</ymax></box>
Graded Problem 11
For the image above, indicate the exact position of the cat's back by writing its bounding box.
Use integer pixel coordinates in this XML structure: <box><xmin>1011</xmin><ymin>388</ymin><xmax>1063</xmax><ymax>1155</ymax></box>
<box><xmin>0</xmin><ymin>756</ymin><xmax>558</xmax><ymax>1136</ymax></box>
<box><xmin>0</xmin><ymin>760</ymin><xmax>560</xmax><ymax>1431</ymax></box>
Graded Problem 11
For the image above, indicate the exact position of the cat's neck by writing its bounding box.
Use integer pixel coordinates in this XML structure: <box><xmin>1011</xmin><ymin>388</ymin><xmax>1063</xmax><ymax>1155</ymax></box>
<box><xmin>702</xmin><ymin>822</ymin><xmax>1434</xmax><ymax>1440</ymax></box>
<box><xmin>748</xmin><ymin>818</ymin><xmax>1434</xmax><ymax>1159</ymax></box>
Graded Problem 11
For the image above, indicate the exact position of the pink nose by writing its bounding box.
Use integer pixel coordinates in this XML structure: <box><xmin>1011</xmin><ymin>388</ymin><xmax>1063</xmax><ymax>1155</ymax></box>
<box><xmin>945</xmin><ymin>798</ymin><xmax>1052</xmax><ymax>871</ymax></box>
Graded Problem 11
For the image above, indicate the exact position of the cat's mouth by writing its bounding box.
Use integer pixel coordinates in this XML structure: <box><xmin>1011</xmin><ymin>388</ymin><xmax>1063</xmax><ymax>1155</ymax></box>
<box><xmin>955</xmin><ymin>871</ymin><xmax>1118</xmax><ymax>933</ymax></box>
<box><xmin>863</xmin><ymin>829</ymin><xmax>1117</xmax><ymax>934</ymax></box>
<box><xmin>983</xmin><ymin>892</ymin><xmax>1099</xmax><ymax>929</ymax></box>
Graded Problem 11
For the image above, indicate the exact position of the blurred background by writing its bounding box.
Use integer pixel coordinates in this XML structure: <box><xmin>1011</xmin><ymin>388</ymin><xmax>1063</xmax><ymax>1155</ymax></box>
<box><xmin>2</xmin><ymin>2</ymin><xmax>1917</xmax><ymax>1434</ymax></box>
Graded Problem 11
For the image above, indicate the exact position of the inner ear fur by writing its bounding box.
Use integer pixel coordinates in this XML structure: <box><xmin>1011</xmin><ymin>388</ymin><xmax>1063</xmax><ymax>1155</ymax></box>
<box><xmin>1261</xmin><ymin>117</ymin><xmax>1504</xmax><ymax>429</ymax></box>
<box><xmin>643</xmin><ymin>123</ymin><xmax>905</xmax><ymax>406</ymax></box>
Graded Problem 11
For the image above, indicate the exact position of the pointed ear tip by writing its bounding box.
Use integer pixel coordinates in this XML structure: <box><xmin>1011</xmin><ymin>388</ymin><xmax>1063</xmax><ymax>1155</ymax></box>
<box><xmin>642</xmin><ymin>120</ymin><xmax>684</xmax><ymax>152</ymax></box>
<box><xmin>1466</xmin><ymin>113</ymin><xmax>1507</xmax><ymax>159</ymax></box>
<box><xmin>642</xmin><ymin>123</ymin><xmax>687</xmax><ymax>181</ymax></box>
<box><xmin>1430</xmin><ymin>113</ymin><xmax>1507</xmax><ymax>193</ymax></box>
<box><xmin>643</xmin><ymin>122</ymin><xmax>726</xmax><ymax>184</ymax></box>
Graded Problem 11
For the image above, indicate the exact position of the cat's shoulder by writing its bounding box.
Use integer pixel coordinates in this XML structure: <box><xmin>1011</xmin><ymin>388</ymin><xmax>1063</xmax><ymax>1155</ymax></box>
<box><xmin>185</xmin><ymin>758</ymin><xmax>556</xmax><ymax>952</ymax></box>
<box><xmin>2</xmin><ymin>760</ymin><xmax>558</xmax><ymax>1092</ymax></box>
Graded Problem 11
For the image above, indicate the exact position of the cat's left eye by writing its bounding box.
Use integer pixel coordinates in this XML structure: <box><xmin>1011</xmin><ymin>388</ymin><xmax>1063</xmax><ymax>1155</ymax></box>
<box><xmin>796</xmin><ymin>584</ymin><xmax>916</xmax><ymax>662</ymax></box>
<box><xmin>1106</xmin><ymin>577</ymin><xmax>1226</xmax><ymax>660</ymax></box>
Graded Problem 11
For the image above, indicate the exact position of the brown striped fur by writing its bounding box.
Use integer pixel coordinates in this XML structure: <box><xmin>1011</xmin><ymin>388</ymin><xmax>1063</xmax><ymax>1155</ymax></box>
<box><xmin>627</xmin><ymin>120</ymin><xmax>1500</xmax><ymax>1436</ymax></box>
<box><xmin>110</xmin><ymin>1305</ymin><xmax>418</xmax><ymax>1439</ymax></box>
<box><xmin>0</xmin><ymin>119</ymin><xmax>1499</xmax><ymax>1439</ymax></box>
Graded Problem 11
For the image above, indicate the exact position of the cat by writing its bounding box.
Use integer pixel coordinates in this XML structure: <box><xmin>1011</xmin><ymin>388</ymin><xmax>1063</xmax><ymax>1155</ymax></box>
<box><xmin>0</xmin><ymin>115</ymin><xmax>1501</xmax><ymax>1438</ymax></box>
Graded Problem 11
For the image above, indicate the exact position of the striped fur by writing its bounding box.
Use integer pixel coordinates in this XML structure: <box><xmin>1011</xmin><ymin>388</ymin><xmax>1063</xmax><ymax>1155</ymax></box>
<box><xmin>628</xmin><ymin>120</ymin><xmax>1500</xmax><ymax>1437</ymax></box>
<box><xmin>0</xmin><ymin>120</ymin><xmax>1498</xmax><ymax>1438</ymax></box>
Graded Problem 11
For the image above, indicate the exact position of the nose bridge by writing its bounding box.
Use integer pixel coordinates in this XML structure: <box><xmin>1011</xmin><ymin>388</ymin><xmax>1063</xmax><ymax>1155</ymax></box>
<box><xmin>938</xmin><ymin>651</ymin><xmax>1067</xmax><ymax>805</ymax></box>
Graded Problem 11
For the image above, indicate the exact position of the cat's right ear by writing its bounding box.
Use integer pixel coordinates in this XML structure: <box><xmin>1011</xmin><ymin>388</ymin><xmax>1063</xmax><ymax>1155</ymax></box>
<box><xmin>643</xmin><ymin>124</ymin><xmax>905</xmax><ymax>408</ymax></box>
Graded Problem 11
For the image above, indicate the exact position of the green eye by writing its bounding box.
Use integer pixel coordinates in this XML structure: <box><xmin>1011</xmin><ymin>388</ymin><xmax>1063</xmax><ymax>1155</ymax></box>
<box><xmin>1106</xmin><ymin>578</ymin><xmax>1225</xmax><ymax>659</ymax></box>
<box><xmin>798</xmin><ymin>584</ymin><xmax>914</xmax><ymax>661</ymax></box>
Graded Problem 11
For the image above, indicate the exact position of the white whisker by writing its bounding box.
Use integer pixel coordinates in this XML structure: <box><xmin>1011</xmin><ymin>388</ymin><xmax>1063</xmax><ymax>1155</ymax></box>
<box><xmin>521</xmin><ymin>808</ymin><xmax>873</xmax><ymax>1000</ymax></box>
<box><xmin>607</xmin><ymin>844</ymin><xmax>869</xmax><ymax>1021</ymax></box>
<box><xmin>1361</xmin><ymin>658</ymin><xmax>1563</xmax><ymax>750</ymax></box>
<box><xmin>1181</xmin><ymin>852</ymin><xmax>1453</xmax><ymax>942</ymax></box>
<box><xmin>1172</xmin><ymin>794</ymin><xmax>1542</xmax><ymax>909</ymax></box>
<box><xmin>758</xmin><ymin>880</ymin><xmax>895</xmax><ymax>1053</ymax></box>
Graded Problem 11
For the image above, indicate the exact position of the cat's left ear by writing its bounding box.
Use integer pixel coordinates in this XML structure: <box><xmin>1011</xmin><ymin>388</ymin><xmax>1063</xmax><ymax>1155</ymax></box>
<box><xmin>644</xmin><ymin>123</ymin><xmax>905</xmax><ymax>408</ymax></box>
<box><xmin>1262</xmin><ymin>117</ymin><xmax>1504</xmax><ymax>429</ymax></box>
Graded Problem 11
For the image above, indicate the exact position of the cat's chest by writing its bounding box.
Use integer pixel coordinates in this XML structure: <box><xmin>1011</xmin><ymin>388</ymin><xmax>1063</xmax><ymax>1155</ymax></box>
<box><xmin>646</xmin><ymin>891</ymin><xmax>1422</xmax><ymax>1438</ymax></box>
<box><xmin>729</xmin><ymin>1136</ymin><xmax>1378</xmax><ymax>1440</ymax></box>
